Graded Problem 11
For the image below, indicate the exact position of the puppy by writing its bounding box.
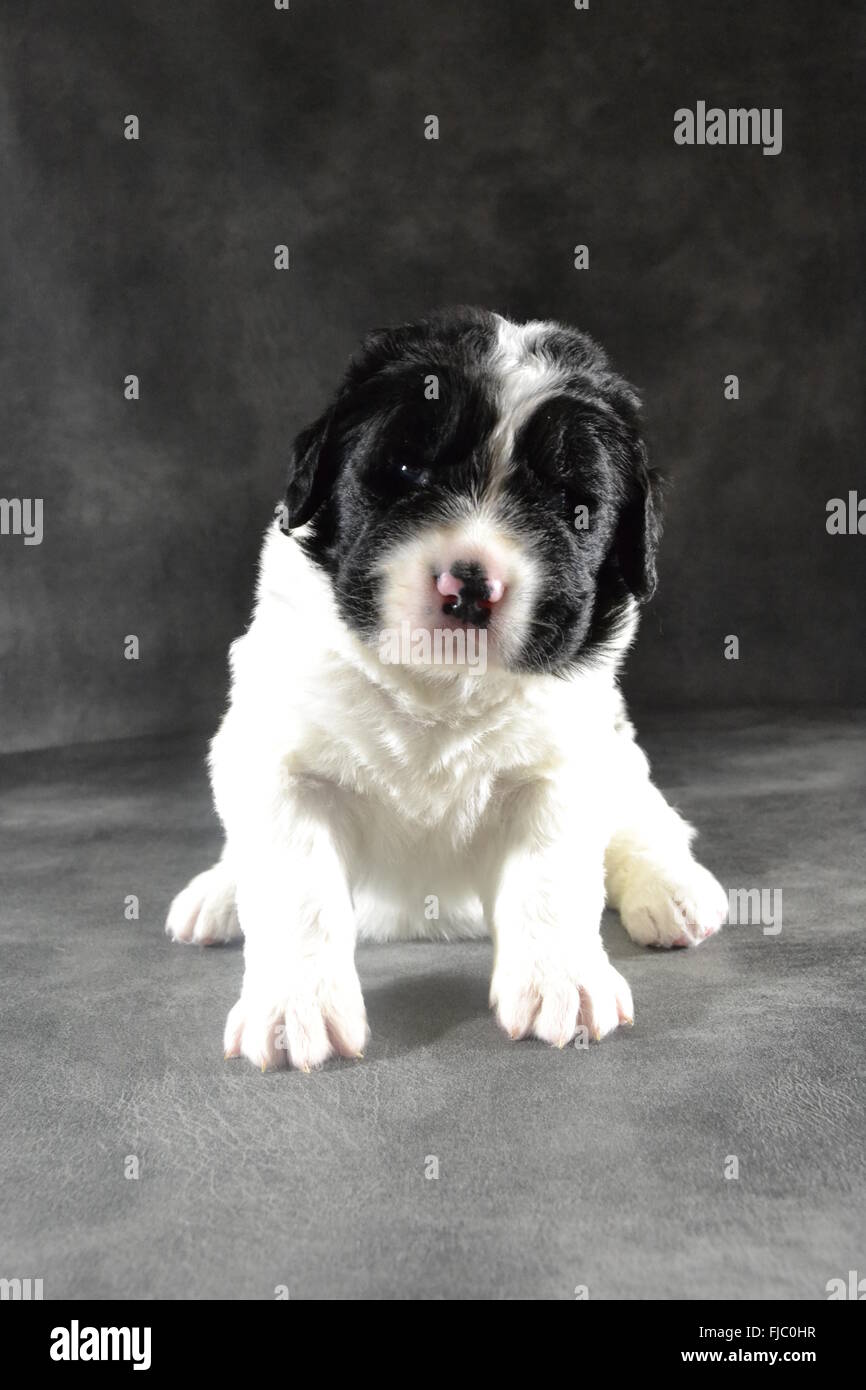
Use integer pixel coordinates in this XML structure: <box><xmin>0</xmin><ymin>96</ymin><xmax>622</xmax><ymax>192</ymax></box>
<box><xmin>167</xmin><ymin>307</ymin><xmax>727</xmax><ymax>1070</ymax></box>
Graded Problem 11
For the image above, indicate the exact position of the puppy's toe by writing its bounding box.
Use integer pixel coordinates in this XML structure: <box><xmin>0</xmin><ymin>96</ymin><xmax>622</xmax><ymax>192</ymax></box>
<box><xmin>223</xmin><ymin>997</ymin><xmax>285</xmax><ymax>1070</ymax></box>
<box><xmin>490</xmin><ymin>974</ymin><xmax>541</xmax><ymax>1040</ymax></box>
<box><xmin>534</xmin><ymin>979</ymin><xmax>581</xmax><ymax>1047</ymax></box>
<box><xmin>579</xmin><ymin>962</ymin><xmax>634</xmax><ymax>1037</ymax></box>
<box><xmin>620</xmin><ymin>859</ymin><xmax>727</xmax><ymax>949</ymax></box>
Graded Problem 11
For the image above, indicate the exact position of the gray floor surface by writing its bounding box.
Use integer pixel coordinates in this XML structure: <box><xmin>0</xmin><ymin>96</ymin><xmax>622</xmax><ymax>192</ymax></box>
<box><xmin>1</xmin><ymin>711</ymin><xmax>864</xmax><ymax>1300</ymax></box>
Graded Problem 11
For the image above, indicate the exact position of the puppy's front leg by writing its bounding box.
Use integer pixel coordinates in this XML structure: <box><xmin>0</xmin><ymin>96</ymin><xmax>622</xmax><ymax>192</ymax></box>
<box><xmin>486</xmin><ymin>781</ymin><xmax>633</xmax><ymax>1048</ymax></box>
<box><xmin>223</xmin><ymin>778</ymin><xmax>367</xmax><ymax>1072</ymax></box>
<box><xmin>605</xmin><ymin>727</ymin><xmax>728</xmax><ymax>949</ymax></box>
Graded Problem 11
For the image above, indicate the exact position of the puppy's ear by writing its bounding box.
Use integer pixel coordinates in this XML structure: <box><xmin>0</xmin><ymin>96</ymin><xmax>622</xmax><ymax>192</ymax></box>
<box><xmin>614</xmin><ymin>437</ymin><xmax>662</xmax><ymax>602</ymax></box>
<box><xmin>282</xmin><ymin>409</ymin><xmax>336</xmax><ymax>529</ymax></box>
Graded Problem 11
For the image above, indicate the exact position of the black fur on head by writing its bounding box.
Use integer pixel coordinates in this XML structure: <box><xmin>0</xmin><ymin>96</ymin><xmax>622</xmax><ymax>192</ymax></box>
<box><xmin>281</xmin><ymin>307</ymin><xmax>661</xmax><ymax>675</ymax></box>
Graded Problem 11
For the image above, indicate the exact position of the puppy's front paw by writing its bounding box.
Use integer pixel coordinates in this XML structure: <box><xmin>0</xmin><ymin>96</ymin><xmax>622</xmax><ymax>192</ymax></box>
<box><xmin>166</xmin><ymin>864</ymin><xmax>240</xmax><ymax>946</ymax></box>
<box><xmin>490</xmin><ymin>949</ymin><xmax>634</xmax><ymax>1048</ymax></box>
<box><xmin>619</xmin><ymin>858</ymin><xmax>727</xmax><ymax>949</ymax></box>
<box><xmin>224</xmin><ymin>962</ymin><xmax>369</xmax><ymax>1071</ymax></box>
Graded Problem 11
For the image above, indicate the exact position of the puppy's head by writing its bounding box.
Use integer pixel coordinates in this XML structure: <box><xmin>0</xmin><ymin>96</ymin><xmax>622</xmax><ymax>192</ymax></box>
<box><xmin>282</xmin><ymin>307</ymin><xmax>660</xmax><ymax>675</ymax></box>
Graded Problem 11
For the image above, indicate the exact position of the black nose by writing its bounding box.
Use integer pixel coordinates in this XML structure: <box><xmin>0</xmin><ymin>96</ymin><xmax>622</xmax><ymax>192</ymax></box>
<box><xmin>440</xmin><ymin>560</ymin><xmax>494</xmax><ymax>628</ymax></box>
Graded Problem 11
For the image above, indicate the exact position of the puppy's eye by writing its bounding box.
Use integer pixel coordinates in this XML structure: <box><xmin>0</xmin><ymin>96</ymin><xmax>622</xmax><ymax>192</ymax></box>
<box><xmin>395</xmin><ymin>461</ymin><xmax>429</xmax><ymax>487</ymax></box>
<box><xmin>365</xmin><ymin>451</ymin><xmax>430</xmax><ymax>497</ymax></box>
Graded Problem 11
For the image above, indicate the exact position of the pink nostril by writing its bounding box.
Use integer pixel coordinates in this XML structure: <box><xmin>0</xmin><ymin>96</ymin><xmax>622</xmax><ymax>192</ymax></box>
<box><xmin>436</xmin><ymin>571</ymin><xmax>506</xmax><ymax>603</ymax></box>
<box><xmin>436</xmin><ymin>571</ymin><xmax>463</xmax><ymax>599</ymax></box>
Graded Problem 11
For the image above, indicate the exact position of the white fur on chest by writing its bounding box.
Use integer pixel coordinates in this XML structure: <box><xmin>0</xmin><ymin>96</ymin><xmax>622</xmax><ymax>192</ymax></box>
<box><xmin>209</xmin><ymin>526</ymin><xmax>626</xmax><ymax>938</ymax></box>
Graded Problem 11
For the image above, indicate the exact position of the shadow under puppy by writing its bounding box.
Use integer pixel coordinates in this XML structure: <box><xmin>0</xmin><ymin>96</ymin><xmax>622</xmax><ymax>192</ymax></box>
<box><xmin>167</xmin><ymin>307</ymin><xmax>727</xmax><ymax>1070</ymax></box>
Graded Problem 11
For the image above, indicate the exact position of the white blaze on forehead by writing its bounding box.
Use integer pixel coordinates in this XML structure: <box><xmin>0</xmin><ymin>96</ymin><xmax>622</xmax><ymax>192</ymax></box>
<box><xmin>487</xmin><ymin>314</ymin><xmax>570</xmax><ymax>490</ymax></box>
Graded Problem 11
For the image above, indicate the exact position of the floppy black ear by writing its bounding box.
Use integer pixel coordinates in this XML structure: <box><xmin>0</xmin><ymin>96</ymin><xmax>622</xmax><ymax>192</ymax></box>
<box><xmin>282</xmin><ymin>409</ymin><xmax>336</xmax><ymax>530</ymax></box>
<box><xmin>614</xmin><ymin>438</ymin><xmax>662</xmax><ymax>601</ymax></box>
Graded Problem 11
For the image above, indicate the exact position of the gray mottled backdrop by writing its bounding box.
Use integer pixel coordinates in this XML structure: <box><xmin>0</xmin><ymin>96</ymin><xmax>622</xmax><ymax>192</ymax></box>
<box><xmin>2</xmin><ymin>0</ymin><xmax>863</xmax><ymax>753</ymax></box>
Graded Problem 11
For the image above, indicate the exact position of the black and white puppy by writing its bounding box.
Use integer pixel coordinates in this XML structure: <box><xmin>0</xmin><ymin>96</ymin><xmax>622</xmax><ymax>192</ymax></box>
<box><xmin>167</xmin><ymin>307</ymin><xmax>727</xmax><ymax>1070</ymax></box>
